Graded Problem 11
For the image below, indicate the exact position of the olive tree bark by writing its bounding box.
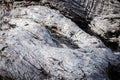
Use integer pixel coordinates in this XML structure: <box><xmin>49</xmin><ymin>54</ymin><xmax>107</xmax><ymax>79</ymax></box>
<box><xmin>39</xmin><ymin>0</ymin><xmax>120</xmax><ymax>52</ymax></box>
<box><xmin>0</xmin><ymin>0</ymin><xmax>120</xmax><ymax>80</ymax></box>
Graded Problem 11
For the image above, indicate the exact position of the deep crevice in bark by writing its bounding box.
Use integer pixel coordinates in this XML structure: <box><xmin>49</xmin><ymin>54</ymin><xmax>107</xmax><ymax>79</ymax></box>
<box><xmin>106</xmin><ymin>31</ymin><xmax>120</xmax><ymax>38</ymax></box>
<box><xmin>40</xmin><ymin>67</ymin><xmax>51</xmax><ymax>79</ymax></box>
<box><xmin>102</xmin><ymin>40</ymin><xmax>120</xmax><ymax>52</ymax></box>
<box><xmin>108</xmin><ymin>63</ymin><xmax>120</xmax><ymax>80</ymax></box>
<box><xmin>45</xmin><ymin>25</ymin><xmax>79</xmax><ymax>49</ymax></box>
<box><xmin>0</xmin><ymin>75</ymin><xmax>15</xmax><ymax>80</ymax></box>
<box><xmin>117</xmin><ymin>0</ymin><xmax>120</xmax><ymax>2</ymax></box>
<box><xmin>72</xmin><ymin>19</ymin><xmax>120</xmax><ymax>52</ymax></box>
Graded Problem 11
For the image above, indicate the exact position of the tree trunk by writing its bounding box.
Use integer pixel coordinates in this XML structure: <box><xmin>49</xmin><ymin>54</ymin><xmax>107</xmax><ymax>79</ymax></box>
<box><xmin>39</xmin><ymin>0</ymin><xmax>120</xmax><ymax>52</ymax></box>
<box><xmin>0</xmin><ymin>0</ymin><xmax>120</xmax><ymax>80</ymax></box>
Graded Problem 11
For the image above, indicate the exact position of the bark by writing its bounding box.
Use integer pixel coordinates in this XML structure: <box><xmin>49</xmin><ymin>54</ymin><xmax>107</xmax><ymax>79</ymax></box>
<box><xmin>0</xmin><ymin>0</ymin><xmax>120</xmax><ymax>80</ymax></box>
<box><xmin>39</xmin><ymin>0</ymin><xmax>120</xmax><ymax>20</ymax></box>
<box><xmin>38</xmin><ymin>0</ymin><xmax>120</xmax><ymax>52</ymax></box>
<box><xmin>0</xmin><ymin>6</ymin><xmax>120</xmax><ymax>80</ymax></box>
<box><xmin>90</xmin><ymin>15</ymin><xmax>120</xmax><ymax>52</ymax></box>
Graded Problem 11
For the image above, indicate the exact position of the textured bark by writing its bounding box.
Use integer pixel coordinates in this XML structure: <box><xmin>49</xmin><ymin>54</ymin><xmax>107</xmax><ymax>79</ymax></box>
<box><xmin>39</xmin><ymin>0</ymin><xmax>120</xmax><ymax>20</ymax></box>
<box><xmin>38</xmin><ymin>0</ymin><xmax>120</xmax><ymax>52</ymax></box>
<box><xmin>0</xmin><ymin>0</ymin><xmax>120</xmax><ymax>80</ymax></box>
<box><xmin>90</xmin><ymin>15</ymin><xmax>120</xmax><ymax>52</ymax></box>
<box><xmin>1</xmin><ymin>0</ymin><xmax>119</xmax><ymax>20</ymax></box>
<box><xmin>0</xmin><ymin>6</ymin><xmax>120</xmax><ymax>80</ymax></box>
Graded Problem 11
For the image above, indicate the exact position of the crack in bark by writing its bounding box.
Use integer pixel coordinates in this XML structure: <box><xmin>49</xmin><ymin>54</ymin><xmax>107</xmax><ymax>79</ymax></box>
<box><xmin>0</xmin><ymin>46</ymin><xmax>8</xmax><ymax>52</ymax></box>
<box><xmin>45</xmin><ymin>26</ymin><xmax>79</xmax><ymax>49</ymax></box>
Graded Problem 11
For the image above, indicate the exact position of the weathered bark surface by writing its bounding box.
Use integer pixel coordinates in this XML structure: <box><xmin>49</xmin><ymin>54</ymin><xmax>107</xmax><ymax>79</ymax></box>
<box><xmin>39</xmin><ymin>0</ymin><xmax>120</xmax><ymax>20</ymax></box>
<box><xmin>0</xmin><ymin>6</ymin><xmax>120</xmax><ymax>80</ymax></box>
<box><xmin>90</xmin><ymin>15</ymin><xmax>120</xmax><ymax>52</ymax></box>
<box><xmin>0</xmin><ymin>0</ymin><xmax>120</xmax><ymax>80</ymax></box>
<box><xmin>1</xmin><ymin>0</ymin><xmax>119</xmax><ymax>21</ymax></box>
<box><xmin>38</xmin><ymin>0</ymin><xmax>120</xmax><ymax>52</ymax></box>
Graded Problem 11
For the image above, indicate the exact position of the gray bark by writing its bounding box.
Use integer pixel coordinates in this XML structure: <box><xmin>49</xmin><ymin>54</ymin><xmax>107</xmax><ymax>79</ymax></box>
<box><xmin>90</xmin><ymin>14</ymin><xmax>120</xmax><ymax>52</ymax></box>
<box><xmin>39</xmin><ymin>0</ymin><xmax>120</xmax><ymax>20</ymax></box>
<box><xmin>38</xmin><ymin>0</ymin><xmax>120</xmax><ymax>52</ymax></box>
<box><xmin>0</xmin><ymin>6</ymin><xmax>120</xmax><ymax>80</ymax></box>
<box><xmin>0</xmin><ymin>0</ymin><xmax>120</xmax><ymax>80</ymax></box>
